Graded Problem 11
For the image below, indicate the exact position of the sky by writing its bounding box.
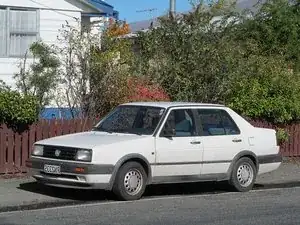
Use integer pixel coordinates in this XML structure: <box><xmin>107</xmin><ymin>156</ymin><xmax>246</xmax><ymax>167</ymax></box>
<box><xmin>106</xmin><ymin>0</ymin><xmax>193</xmax><ymax>23</ymax></box>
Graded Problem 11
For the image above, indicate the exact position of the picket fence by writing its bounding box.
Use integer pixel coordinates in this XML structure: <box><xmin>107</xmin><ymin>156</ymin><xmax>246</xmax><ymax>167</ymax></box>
<box><xmin>0</xmin><ymin>119</ymin><xmax>299</xmax><ymax>174</ymax></box>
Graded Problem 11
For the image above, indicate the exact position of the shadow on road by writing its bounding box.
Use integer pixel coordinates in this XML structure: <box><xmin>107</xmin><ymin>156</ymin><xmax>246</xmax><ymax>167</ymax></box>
<box><xmin>18</xmin><ymin>182</ymin><xmax>112</xmax><ymax>201</ymax></box>
<box><xmin>254</xmin><ymin>181</ymin><xmax>300</xmax><ymax>190</ymax></box>
<box><xmin>18</xmin><ymin>180</ymin><xmax>300</xmax><ymax>202</ymax></box>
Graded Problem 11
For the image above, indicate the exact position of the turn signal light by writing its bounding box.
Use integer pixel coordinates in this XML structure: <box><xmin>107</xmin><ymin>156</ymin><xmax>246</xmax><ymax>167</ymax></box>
<box><xmin>75</xmin><ymin>167</ymin><xmax>85</xmax><ymax>173</ymax></box>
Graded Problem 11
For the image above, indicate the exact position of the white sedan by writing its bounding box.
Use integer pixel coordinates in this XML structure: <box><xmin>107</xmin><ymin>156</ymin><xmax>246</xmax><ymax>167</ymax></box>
<box><xmin>26</xmin><ymin>102</ymin><xmax>282</xmax><ymax>201</ymax></box>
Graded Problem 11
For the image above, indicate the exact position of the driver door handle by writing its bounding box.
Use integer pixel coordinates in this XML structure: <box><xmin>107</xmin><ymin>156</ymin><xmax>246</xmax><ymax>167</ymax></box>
<box><xmin>190</xmin><ymin>141</ymin><xmax>201</xmax><ymax>145</ymax></box>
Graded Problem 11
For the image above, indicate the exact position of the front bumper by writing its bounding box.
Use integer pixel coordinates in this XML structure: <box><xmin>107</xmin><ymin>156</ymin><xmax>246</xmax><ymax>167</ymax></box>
<box><xmin>26</xmin><ymin>157</ymin><xmax>114</xmax><ymax>190</ymax></box>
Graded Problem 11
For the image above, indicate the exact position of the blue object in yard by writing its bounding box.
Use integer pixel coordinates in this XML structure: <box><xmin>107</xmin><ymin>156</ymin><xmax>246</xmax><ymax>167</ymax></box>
<box><xmin>40</xmin><ymin>108</ymin><xmax>81</xmax><ymax>120</ymax></box>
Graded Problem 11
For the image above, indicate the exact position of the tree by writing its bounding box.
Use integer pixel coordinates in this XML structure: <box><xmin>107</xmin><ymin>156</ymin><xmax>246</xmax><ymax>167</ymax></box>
<box><xmin>54</xmin><ymin>21</ymin><xmax>96</xmax><ymax>118</ymax></box>
<box><xmin>14</xmin><ymin>41</ymin><xmax>60</xmax><ymax>109</ymax></box>
<box><xmin>88</xmin><ymin>19</ymin><xmax>135</xmax><ymax>117</ymax></box>
<box><xmin>135</xmin><ymin>0</ymin><xmax>300</xmax><ymax>123</ymax></box>
<box><xmin>135</xmin><ymin>0</ymin><xmax>239</xmax><ymax>102</ymax></box>
<box><xmin>226</xmin><ymin>53</ymin><xmax>300</xmax><ymax>123</ymax></box>
<box><xmin>53</xmin><ymin>19</ymin><xmax>134</xmax><ymax>118</ymax></box>
<box><xmin>106</xmin><ymin>18</ymin><xmax>131</xmax><ymax>36</ymax></box>
<box><xmin>232</xmin><ymin>0</ymin><xmax>300</xmax><ymax>72</ymax></box>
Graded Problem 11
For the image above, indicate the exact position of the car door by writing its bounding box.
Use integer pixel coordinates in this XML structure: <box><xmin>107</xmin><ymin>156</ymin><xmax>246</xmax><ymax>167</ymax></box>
<box><xmin>153</xmin><ymin>107</ymin><xmax>204</xmax><ymax>183</ymax></box>
<box><xmin>195</xmin><ymin>108</ymin><xmax>248</xmax><ymax>175</ymax></box>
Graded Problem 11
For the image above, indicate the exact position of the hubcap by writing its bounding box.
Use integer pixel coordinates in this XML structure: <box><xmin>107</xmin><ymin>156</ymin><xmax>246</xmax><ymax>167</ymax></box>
<box><xmin>237</xmin><ymin>163</ymin><xmax>254</xmax><ymax>187</ymax></box>
<box><xmin>124</xmin><ymin>169</ymin><xmax>143</xmax><ymax>195</ymax></box>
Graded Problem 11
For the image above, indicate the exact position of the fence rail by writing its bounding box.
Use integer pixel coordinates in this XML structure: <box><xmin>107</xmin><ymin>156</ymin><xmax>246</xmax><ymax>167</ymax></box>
<box><xmin>0</xmin><ymin>119</ymin><xmax>299</xmax><ymax>174</ymax></box>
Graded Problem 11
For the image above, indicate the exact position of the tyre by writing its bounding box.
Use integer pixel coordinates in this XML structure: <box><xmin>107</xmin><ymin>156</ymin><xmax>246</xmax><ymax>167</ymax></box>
<box><xmin>112</xmin><ymin>161</ymin><xmax>147</xmax><ymax>201</ymax></box>
<box><xmin>229</xmin><ymin>157</ymin><xmax>257</xmax><ymax>192</ymax></box>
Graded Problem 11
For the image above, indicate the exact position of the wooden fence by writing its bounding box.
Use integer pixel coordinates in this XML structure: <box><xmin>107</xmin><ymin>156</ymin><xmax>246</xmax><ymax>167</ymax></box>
<box><xmin>0</xmin><ymin>119</ymin><xmax>299</xmax><ymax>174</ymax></box>
<box><xmin>0</xmin><ymin>119</ymin><xmax>94</xmax><ymax>174</ymax></box>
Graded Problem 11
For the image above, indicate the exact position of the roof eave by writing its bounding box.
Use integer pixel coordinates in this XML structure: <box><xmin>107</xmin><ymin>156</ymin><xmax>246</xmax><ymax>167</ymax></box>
<box><xmin>77</xmin><ymin>0</ymin><xmax>103</xmax><ymax>13</ymax></box>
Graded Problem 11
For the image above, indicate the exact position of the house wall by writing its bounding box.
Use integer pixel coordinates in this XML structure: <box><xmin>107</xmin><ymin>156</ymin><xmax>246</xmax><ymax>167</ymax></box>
<box><xmin>0</xmin><ymin>0</ymin><xmax>82</xmax><ymax>11</ymax></box>
<box><xmin>0</xmin><ymin>0</ymin><xmax>82</xmax><ymax>88</ymax></box>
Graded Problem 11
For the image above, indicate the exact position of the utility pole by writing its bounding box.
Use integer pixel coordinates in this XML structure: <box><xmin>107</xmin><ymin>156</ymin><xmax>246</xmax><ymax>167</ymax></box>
<box><xmin>169</xmin><ymin>0</ymin><xmax>176</xmax><ymax>18</ymax></box>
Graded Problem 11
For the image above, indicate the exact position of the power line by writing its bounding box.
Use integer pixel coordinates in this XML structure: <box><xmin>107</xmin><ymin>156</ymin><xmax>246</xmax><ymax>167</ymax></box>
<box><xmin>136</xmin><ymin>8</ymin><xmax>158</xmax><ymax>21</ymax></box>
<box><xmin>28</xmin><ymin>0</ymin><xmax>79</xmax><ymax>20</ymax></box>
<box><xmin>136</xmin><ymin>8</ymin><xmax>158</xmax><ymax>13</ymax></box>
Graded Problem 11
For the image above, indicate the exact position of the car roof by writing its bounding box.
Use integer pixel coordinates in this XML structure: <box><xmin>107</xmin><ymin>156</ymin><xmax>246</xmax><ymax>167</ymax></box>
<box><xmin>122</xmin><ymin>101</ymin><xmax>225</xmax><ymax>109</ymax></box>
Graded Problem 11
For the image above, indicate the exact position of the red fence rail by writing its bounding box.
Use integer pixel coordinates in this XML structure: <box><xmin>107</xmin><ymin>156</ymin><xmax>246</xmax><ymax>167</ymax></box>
<box><xmin>0</xmin><ymin>118</ymin><xmax>299</xmax><ymax>175</ymax></box>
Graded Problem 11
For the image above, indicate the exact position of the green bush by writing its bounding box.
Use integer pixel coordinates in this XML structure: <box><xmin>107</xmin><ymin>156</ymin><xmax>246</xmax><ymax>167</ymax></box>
<box><xmin>226</xmin><ymin>54</ymin><xmax>300</xmax><ymax>124</ymax></box>
<box><xmin>135</xmin><ymin>0</ymin><xmax>300</xmax><ymax>124</ymax></box>
<box><xmin>276</xmin><ymin>128</ymin><xmax>290</xmax><ymax>145</ymax></box>
<box><xmin>0</xmin><ymin>90</ymin><xmax>39</xmax><ymax>132</ymax></box>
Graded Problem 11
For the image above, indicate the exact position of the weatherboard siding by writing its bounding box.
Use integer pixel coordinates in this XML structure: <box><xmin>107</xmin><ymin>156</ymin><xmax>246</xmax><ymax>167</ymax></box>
<box><xmin>0</xmin><ymin>0</ymin><xmax>81</xmax><ymax>88</ymax></box>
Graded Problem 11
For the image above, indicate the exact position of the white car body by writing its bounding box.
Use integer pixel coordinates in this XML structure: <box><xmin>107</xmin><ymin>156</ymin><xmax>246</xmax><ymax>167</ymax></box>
<box><xmin>27</xmin><ymin>102</ymin><xmax>281</xmax><ymax>193</ymax></box>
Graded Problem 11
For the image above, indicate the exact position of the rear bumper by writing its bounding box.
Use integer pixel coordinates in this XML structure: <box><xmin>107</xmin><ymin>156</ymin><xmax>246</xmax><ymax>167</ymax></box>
<box><xmin>257</xmin><ymin>153</ymin><xmax>282</xmax><ymax>175</ymax></box>
<box><xmin>26</xmin><ymin>157</ymin><xmax>114</xmax><ymax>190</ymax></box>
<box><xmin>257</xmin><ymin>153</ymin><xmax>282</xmax><ymax>164</ymax></box>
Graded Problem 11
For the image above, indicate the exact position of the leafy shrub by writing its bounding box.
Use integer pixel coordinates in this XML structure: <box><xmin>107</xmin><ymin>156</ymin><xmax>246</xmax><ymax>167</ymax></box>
<box><xmin>276</xmin><ymin>128</ymin><xmax>290</xmax><ymax>145</ymax></box>
<box><xmin>127</xmin><ymin>77</ymin><xmax>170</xmax><ymax>102</ymax></box>
<box><xmin>0</xmin><ymin>91</ymin><xmax>39</xmax><ymax>132</ymax></box>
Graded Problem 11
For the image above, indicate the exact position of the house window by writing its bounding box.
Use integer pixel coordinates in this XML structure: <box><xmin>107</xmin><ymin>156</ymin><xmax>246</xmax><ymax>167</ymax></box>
<box><xmin>0</xmin><ymin>7</ymin><xmax>39</xmax><ymax>57</ymax></box>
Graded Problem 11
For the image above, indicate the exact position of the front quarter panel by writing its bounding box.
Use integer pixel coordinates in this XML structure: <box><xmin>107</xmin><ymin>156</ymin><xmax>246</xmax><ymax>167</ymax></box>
<box><xmin>91</xmin><ymin>136</ymin><xmax>155</xmax><ymax>167</ymax></box>
<box><xmin>91</xmin><ymin>136</ymin><xmax>155</xmax><ymax>190</ymax></box>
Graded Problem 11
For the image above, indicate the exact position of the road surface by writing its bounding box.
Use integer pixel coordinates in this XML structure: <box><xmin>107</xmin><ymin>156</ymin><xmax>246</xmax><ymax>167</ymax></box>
<box><xmin>0</xmin><ymin>187</ymin><xmax>299</xmax><ymax>225</ymax></box>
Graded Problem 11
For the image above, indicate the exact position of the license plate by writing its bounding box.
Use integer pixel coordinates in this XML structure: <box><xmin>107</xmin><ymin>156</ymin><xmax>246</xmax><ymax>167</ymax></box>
<box><xmin>44</xmin><ymin>164</ymin><xmax>61</xmax><ymax>174</ymax></box>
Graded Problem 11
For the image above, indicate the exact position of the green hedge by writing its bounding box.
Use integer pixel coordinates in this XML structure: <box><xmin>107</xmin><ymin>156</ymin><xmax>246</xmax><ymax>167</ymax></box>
<box><xmin>0</xmin><ymin>91</ymin><xmax>39</xmax><ymax>132</ymax></box>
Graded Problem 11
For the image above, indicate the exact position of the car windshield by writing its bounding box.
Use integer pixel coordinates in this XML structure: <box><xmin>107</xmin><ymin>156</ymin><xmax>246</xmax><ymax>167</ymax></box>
<box><xmin>93</xmin><ymin>105</ymin><xmax>166</xmax><ymax>135</ymax></box>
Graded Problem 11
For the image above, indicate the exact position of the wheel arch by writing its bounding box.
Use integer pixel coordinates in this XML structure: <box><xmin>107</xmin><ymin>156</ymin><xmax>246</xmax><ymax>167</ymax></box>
<box><xmin>227</xmin><ymin>150</ymin><xmax>259</xmax><ymax>176</ymax></box>
<box><xmin>107</xmin><ymin>154</ymin><xmax>152</xmax><ymax>190</ymax></box>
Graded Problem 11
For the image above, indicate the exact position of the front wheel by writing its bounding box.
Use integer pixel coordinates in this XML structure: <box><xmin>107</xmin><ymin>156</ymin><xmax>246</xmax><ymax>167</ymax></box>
<box><xmin>229</xmin><ymin>157</ymin><xmax>257</xmax><ymax>192</ymax></box>
<box><xmin>112</xmin><ymin>161</ymin><xmax>147</xmax><ymax>201</ymax></box>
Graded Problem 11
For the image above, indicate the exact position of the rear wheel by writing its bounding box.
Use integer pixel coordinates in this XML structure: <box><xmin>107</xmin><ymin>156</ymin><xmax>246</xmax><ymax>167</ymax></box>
<box><xmin>112</xmin><ymin>161</ymin><xmax>147</xmax><ymax>201</ymax></box>
<box><xmin>229</xmin><ymin>157</ymin><xmax>257</xmax><ymax>192</ymax></box>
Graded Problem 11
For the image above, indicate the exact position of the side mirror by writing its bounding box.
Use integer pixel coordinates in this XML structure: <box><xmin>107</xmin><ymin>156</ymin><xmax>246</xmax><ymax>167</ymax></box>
<box><xmin>162</xmin><ymin>128</ymin><xmax>176</xmax><ymax>137</ymax></box>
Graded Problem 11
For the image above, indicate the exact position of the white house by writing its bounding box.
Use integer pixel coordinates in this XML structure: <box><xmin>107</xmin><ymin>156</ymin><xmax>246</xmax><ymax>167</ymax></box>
<box><xmin>0</xmin><ymin>0</ymin><xmax>118</xmax><ymax>88</ymax></box>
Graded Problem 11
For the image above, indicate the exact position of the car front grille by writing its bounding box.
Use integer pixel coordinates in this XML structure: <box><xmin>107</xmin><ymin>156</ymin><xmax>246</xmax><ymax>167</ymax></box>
<box><xmin>43</xmin><ymin>146</ymin><xmax>77</xmax><ymax>161</ymax></box>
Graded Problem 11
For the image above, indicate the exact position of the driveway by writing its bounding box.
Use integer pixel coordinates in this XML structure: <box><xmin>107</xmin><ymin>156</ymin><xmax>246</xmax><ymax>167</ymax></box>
<box><xmin>0</xmin><ymin>186</ymin><xmax>299</xmax><ymax>225</ymax></box>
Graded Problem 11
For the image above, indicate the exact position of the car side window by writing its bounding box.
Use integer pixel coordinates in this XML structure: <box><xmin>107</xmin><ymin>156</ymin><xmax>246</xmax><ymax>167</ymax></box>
<box><xmin>197</xmin><ymin>109</ymin><xmax>240</xmax><ymax>136</ymax></box>
<box><xmin>161</xmin><ymin>109</ymin><xmax>196</xmax><ymax>137</ymax></box>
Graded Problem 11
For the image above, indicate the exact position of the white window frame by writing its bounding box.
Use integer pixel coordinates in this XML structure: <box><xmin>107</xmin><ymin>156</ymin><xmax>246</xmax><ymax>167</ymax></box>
<box><xmin>0</xmin><ymin>7</ymin><xmax>40</xmax><ymax>58</ymax></box>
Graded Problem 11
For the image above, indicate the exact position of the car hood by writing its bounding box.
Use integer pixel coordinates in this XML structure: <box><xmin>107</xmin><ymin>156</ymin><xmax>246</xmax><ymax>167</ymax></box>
<box><xmin>35</xmin><ymin>131</ymin><xmax>149</xmax><ymax>149</ymax></box>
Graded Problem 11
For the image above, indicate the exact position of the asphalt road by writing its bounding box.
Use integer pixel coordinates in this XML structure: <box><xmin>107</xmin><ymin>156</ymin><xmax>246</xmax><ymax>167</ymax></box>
<box><xmin>0</xmin><ymin>187</ymin><xmax>299</xmax><ymax>225</ymax></box>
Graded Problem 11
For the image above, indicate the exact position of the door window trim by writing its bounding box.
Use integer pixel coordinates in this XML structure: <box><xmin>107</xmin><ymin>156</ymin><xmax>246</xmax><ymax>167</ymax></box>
<box><xmin>158</xmin><ymin>107</ymin><xmax>198</xmax><ymax>137</ymax></box>
<box><xmin>194</xmin><ymin>108</ymin><xmax>241</xmax><ymax>136</ymax></box>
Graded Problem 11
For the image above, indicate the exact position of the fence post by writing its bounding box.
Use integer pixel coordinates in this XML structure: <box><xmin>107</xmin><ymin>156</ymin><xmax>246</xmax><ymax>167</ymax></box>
<box><xmin>21</xmin><ymin>130</ymin><xmax>29</xmax><ymax>172</ymax></box>
<box><xmin>14</xmin><ymin>133</ymin><xmax>21</xmax><ymax>172</ymax></box>
<box><xmin>0</xmin><ymin>126</ymin><xmax>5</xmax><ymax>174</ymax></box>
<box><xmin>6</xmin><ymin>128</ymin><xmax>14</xmax><ymax>173</ymax></box>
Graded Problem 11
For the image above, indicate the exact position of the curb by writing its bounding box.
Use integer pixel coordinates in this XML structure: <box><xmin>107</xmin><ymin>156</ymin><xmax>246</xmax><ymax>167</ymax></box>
<box><xmin>0</xmin><ymin>200</ymin><xmax>85</xmax><ymax>214</ymax></box>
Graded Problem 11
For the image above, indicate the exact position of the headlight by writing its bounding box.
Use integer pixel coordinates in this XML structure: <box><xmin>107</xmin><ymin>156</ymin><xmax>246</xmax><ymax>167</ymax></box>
<box><xmin>32</xmin><ymin>145</ymin><xmax>44</xmax><ymax>156</ymax></box>
<box><xmin>76</xmin><ymin>149</ymin><xmax>92</xmax><ymax>162</ymax></box>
